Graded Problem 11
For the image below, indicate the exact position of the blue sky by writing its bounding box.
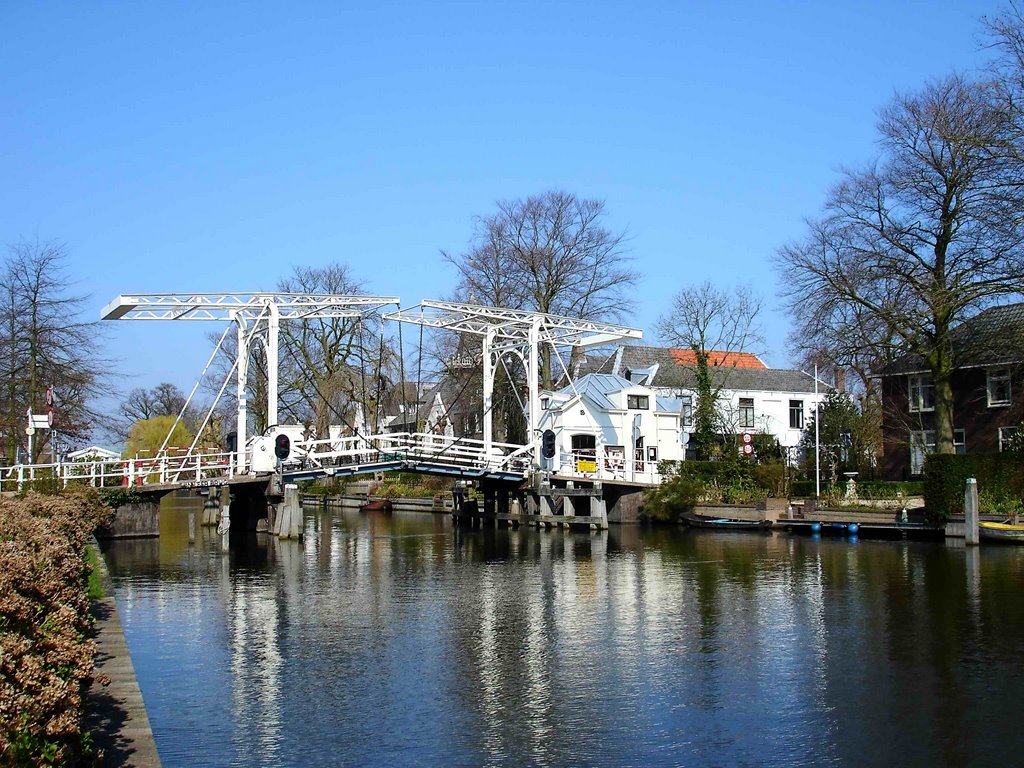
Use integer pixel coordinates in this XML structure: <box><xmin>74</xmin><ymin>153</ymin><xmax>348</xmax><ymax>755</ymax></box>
<box><xmin>0</xmin><ymin>0</ymin><xmax>1004</xmax><ymax>405</ymax></box>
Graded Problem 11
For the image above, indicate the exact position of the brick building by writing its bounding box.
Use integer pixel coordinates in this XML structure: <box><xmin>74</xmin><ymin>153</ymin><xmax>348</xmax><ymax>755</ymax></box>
<box><xmin>877</xmin><ymin>303</ymin><xmax>1024</xmax><ymax>479</ymax></box>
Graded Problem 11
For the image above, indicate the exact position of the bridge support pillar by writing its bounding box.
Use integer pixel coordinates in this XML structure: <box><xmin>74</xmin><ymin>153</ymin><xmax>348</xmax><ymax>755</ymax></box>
<box><xmin>201</xmin><ymin>493</ymin><xmax>220</xmax><ymax>526</ymax></box>
<box><xmin>277</xmin><ymin>484</ymin><xmax>303</xmax><ymax>540</ymax></box>
<box><xmin>539</xmin><ymin>494</ymin><xmax>555</xmax><ymax>517</ymax></box>
<box><xmin>217</xmin><ymin>486</ymin><xmax>231</xmax><ymax>536</ymax></box>
<box><xmin>589</xmin><ymin>495</ymin><xmax>608</xmax><ymax>529</ymax></box>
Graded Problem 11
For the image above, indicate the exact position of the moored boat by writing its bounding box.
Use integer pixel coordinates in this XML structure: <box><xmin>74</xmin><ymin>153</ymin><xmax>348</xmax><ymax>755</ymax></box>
<box><xmin>979</xmin><ymin>521</ymin><xmax>1024</xmax><ymax>543</ymax></box>
<box><xmin>681</xmin><ymin>511</ymin><xmax>772</xmax><ymax>530</ymax></box>
<box><xmin>360</xmin><ymin>498</ymin><xmax>393</xmax><ymax>513</ymax></box>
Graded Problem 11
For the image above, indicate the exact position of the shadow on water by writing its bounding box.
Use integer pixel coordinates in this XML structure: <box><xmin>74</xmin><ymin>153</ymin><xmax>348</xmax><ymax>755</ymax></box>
<box><xmin>99</xmin><ymin>497</ymin><xmax>1024</xmax><ymax>768</ymax></box>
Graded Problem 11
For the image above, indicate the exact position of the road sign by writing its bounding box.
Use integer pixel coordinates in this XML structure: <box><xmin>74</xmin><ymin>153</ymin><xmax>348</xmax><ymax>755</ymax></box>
<box><xmin>742</xmin><ymin>443</ymin><xmax>754</xmax><ymax>456</ymax></box>
<box><xmin>742</xmin><ymin>432</ymin><xmax>752</xmax><ymax>444</ymax></box>
<box><xmin>29</xmin><ymin>415</ymin><xmax>49</xmax><ymax>429</ymax></box>
<box><xmin>25</xmin><ymin>427</ymin><xmax>34</xmax><ymax>436</ymax></box>
<box><xmin>47</xmin><ymin>408</ymin><xmax>53</xmax><ymax>428</ymax></box>
<box><xmin>45</xmin><ymin>386</ymin><xmax>53</xmax><ymax>407</ymax></box>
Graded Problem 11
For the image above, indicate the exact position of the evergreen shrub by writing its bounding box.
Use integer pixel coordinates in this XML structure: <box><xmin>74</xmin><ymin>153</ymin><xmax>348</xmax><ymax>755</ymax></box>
<box><xmin>923</xmin><ymin>454</ymin><xmax>1024</xmax><ymax>523</ymax></box>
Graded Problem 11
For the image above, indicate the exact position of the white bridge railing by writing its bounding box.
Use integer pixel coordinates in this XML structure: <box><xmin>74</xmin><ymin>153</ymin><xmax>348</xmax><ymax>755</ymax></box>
<box><xmin>0</xmin><ymin>433</ymin><xmax>534</xmax><ymax>492</ymax></box>
<box><xmin>0</xmin><ymin>451</ymin><xmax>238</xmax><ymax>492</ymax></box>
<box><xmin>289</xmin><ymin>432</ymin><xmax>533</xmax><ymax>477</ymax></box>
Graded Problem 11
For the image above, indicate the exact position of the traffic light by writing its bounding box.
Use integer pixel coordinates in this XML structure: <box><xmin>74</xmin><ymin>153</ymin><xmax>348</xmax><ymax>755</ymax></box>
<box><xmin>274</xmin><ymin>433</ymin><xmax>291</xmax><ymax>461</ymax></box>
<box><xmin>541</xmin><ymin>429</ymin><xmax>556</xmax><ymax>459</ymax></box>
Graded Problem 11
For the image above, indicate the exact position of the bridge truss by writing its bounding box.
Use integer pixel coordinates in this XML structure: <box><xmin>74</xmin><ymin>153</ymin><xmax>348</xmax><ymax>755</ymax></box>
<box><xmin>102</xmin><ymin>293</ymin><xmax>399</xmax><ymax>472</ymax></box>
<box><xmin>385</xmin><ymin>300</ymin><xmax>642</xmax><ymax>465</ymax></box>
<box><xmin>0</xmin><ymin>294</ymin><xmax>647</xmax><ymax>493</ymax></box>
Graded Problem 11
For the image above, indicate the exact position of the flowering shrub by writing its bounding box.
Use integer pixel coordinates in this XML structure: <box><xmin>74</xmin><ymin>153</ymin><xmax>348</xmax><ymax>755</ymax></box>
<box><xmin>0</xmin><ymin>491</ymin><xmax>112</xmax><ymax>766</ymax></box>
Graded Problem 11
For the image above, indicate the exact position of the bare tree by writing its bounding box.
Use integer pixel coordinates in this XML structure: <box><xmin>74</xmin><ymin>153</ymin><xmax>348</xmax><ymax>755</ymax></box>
<box><xmin>0</xmin><ymin>240</ymin><xmax>108</xmax><ymax>461</ymax></box>
<box><xmin>777</xmin><ymin>76</ymin><xmax>1024</xmax><ymax>456</ymax></box>
<box><xmin>276</xmin><ymin>264</ymin><xmax>392</xmax><ymax>436</ymax></box>
<box><xmin>655</xmin><ymin>281</ymin><xmax>764</xmax><ymax>459</ymax></box>
<box><xmin>443</xmin><ymin>190</ymin><xmax>638</xmax><ymax>388</ymax></box>
<box><xmin>112</xmin><ymin>382</ymin><xmax>195</xmax><ymax>441</ymax></box>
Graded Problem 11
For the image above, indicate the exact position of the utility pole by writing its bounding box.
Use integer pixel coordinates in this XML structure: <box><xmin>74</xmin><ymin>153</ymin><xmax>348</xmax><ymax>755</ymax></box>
<box><xmin>814</xmin><ymin>363</ymin><xmax>821</xmax><ymax>499</ymax></box>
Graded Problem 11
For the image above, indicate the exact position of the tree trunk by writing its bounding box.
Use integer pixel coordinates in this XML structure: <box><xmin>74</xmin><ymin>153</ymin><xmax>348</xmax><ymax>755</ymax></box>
<box><xmin>931</xmin><ymin>326</ymin><xmax>956</xmax><ymax>454</ymax></box>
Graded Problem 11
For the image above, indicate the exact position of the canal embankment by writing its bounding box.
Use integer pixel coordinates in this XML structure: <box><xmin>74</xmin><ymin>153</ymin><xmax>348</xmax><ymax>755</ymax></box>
<box><xmin>85</xmin><ymin>537</ymin><xmax>162</xmax><ymax>767</ymax></box>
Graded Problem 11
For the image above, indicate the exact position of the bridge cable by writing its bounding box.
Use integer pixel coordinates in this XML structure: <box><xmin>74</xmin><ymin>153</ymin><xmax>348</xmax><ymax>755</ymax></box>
<box><xmin>155</xmin><ymin>323</ymin><xmax>232</xmax><ymax>460</ymax></box>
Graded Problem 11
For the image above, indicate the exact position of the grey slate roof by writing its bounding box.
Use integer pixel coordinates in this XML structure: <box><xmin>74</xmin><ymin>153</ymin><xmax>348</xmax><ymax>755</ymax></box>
<box><xmin>554</xmin><ymin>373</ymin><xmax>632</xmax><ymax>411</ymax></box>
<box><xmin>880</xmin><ymin>302</ymin><xmax>1024</xmax><ymax>375</ymax></box>
<box><xmin>591</xmin><ymin>345</ymin><xmax>823</xmax><ymax>393</ymax></box>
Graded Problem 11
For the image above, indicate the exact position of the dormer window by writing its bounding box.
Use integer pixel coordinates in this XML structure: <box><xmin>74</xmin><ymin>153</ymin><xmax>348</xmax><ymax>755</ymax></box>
<box><xmin>908</xmin><ymin>374</ymin><xmax>935</xmax><ymax>413</ymax></box>
<box><xmin>987</xmin><ymin>368</ymin><xmax>1012</xmax><ymax>407</ymax></box>
<box><xmin>627</xmin><ymin>394</ymin><xmax>649</xmax><ymax>410</ymax></box>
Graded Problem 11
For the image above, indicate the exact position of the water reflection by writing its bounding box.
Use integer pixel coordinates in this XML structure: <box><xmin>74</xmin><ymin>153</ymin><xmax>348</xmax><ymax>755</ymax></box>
<box><xmin>101</xmin><ymin>497</ymin><xmax>1024</xmax><ymax>767</ymax></box>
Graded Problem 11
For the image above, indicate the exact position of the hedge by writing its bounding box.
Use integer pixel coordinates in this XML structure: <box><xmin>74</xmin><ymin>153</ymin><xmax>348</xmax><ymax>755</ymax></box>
<box><xmin>923</xmin><ymin>454</ymin><xmax>1024</xmax><ymax>523</ymax></box>
<box><xmin>0</xmin><ymin>491</ymin><xmax>112</xmax><ymax>766</ymax></box>
<box><xmin>789</xmin><ymin>479</ymin><xmax>923</xmax><ymax>499</ymax></box>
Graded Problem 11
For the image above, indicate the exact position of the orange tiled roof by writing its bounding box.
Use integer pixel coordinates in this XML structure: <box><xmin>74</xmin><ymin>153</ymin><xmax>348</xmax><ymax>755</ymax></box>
<box><xmin>668</xmin><ymin>349</ymin><xmax>766</xmax><ymax>369</ymax></box>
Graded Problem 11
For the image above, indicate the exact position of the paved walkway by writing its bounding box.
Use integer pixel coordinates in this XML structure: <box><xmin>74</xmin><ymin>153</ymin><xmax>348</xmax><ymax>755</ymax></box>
<box><xmin>84</xmin><ymin>547</ymin><xmax>162</xmax><ymax>767</ymax></box>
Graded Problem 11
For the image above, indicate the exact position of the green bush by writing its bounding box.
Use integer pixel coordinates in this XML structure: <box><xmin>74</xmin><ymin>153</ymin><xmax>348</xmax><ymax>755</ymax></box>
<box><xmin>856</xmin><ymin>480</ymin><xmax>924</xmax><ymax>499</ymax></box>
<box><xmin>645</xmin><ymin>460</ymin><xmax>787</xmax><ymax>519</ymax></box>
<box><xmin>923</xmin><ymin>454</ymin><xmax>1024</xmax><ymax>523</ymax></box>
<box><xmin>751</xmin><ymin>462</ymin><xmax>785</xmax><ymax>498</ymax></box>
<box><xmin>643</xmin><ymin>465</ymin><xmax>701</xmax><ymax>522</ymax></box>
<box><xmin>788</xmin><ymin>479</ymin><xmax>922</xmax><ymax>500</ymax></box>
<box><xmin>980</xmin><ymin>490</ymin><xmax>1024</xmax><ymax>519</ymax></box>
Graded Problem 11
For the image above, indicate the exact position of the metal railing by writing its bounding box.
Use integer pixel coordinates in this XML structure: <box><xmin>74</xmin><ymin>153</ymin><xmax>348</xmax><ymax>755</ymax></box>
<box><xmin>0</xmin><ymin>451</ymin><xmax>238</xmax><ymax>492</ymax></box>
<box><xmin>557</xmin><ymin>450</ymin><xmax>663</xmax><ymax>485</ymax></box>
<box><xmin>0</xmin><ymin>432</ymin><xmax>536</xmax><ymax>493</ymax></box>
<box><xmin>292</xmin><ymin>432</ymin><xmax>533</xmax><ymax>477</ymax></box>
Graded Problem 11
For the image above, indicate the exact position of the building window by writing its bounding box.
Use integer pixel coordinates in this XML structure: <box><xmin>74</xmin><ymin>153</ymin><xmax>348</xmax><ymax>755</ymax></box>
<box><xmin>987</xmin><ymin>368</ymin><xmax>1012</xmax><ymax>407</ymax></box>
<box><xmin>999</xmin><ymin>426</ymin><xmax>1019</xmax><ymax>451</ymax></box>
<box><xmin>681</xmin><ymin>395</ymin><xmax>693</xmax><ymax>427</ymax></box>
<box><xmin>627</xmin><ymin>394</ymin><xmax>649</xmax><ymax>410</ymax></box>
<box><xmin>739</xmin><ymin>398</ymin><xmax>755</xmax><ymax>429</ymax></box>
<box><xmin>909</xmin><ymin>429</ymin><xmax>966</xmax><ymax>475</ymax></box>
<box><xmin>789</xmin><ymin>400</ymin><xmax>804</xmax><ymax>430</ymax></box>
<box><xmin>570</xmin><ymin>433</ymin><xmax>596</xmax><ymax>456</ymax></box>
<box><xmin>908</xmin><ymin>374</ymin><xmax>935</xmax><ymax>413</ymax></box>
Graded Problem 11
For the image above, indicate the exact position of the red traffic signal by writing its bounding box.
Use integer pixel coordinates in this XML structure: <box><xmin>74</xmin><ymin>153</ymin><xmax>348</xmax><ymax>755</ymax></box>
<box><xmin>541</xmin><ymin>429</ymin><xmax>556</xmax><ymax>459</ymax></box>
<box><xmin>274</xmin><ymin>434</ymin><xmax>291</xmax><ymax>460</ymax></box>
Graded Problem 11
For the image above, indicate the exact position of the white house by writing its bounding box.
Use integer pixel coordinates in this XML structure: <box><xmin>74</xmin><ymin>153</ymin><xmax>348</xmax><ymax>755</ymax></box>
<box><xmin>537</xmin><ymin>373</ymin><xmax>686</xmax><ymax>483</ymax></box>
<box><xmin>586</xmin><ymin>346</ymin><xmax>831</xmax><ymax>457</ymax></box>
<box><xmin>65</xmin><ymin>445</ymin><xmax>121</xmax><ymax>462</ymax></box>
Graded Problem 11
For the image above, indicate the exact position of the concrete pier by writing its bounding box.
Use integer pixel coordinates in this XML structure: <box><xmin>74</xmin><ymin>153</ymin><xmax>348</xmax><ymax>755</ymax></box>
<box><xmin>200</xmin><ymin>493</ymin><xmax>219</xmax><ymax>526</ymax></box>
<box><xmin>276</xmin><ymin>483</ymin><xmax>303</xmax><ymax>539</ymax></box>
<box><xmin>964</xmin><ymin>477</ymin><xmax>980</xmax><ymax>546</ymax></box>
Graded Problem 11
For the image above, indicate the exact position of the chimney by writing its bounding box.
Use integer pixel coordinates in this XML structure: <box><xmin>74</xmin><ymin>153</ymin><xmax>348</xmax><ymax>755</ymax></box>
<box><xmin>834</xmin><ymin>368</ymin><xmax>846</xmax><ymax>393</ymax></box>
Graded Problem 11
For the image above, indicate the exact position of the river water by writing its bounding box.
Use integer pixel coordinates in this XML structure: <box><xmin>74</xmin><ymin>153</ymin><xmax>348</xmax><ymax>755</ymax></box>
<box><xmin>100</xmin><ymin>497</ymin><xmax>1024</xmax><ymax>767</ymax></box>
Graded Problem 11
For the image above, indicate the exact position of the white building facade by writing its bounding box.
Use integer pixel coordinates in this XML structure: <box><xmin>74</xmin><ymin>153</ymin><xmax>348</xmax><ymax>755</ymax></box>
<box><xmin>588</xmin><ymin>346</ymin><xmax>831</xmax><ymax>458</ymax></box>
<box><xmin>537</xmin><ymin>374</ymin><xmax>686</xmax><ymax>483</ymax></box>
